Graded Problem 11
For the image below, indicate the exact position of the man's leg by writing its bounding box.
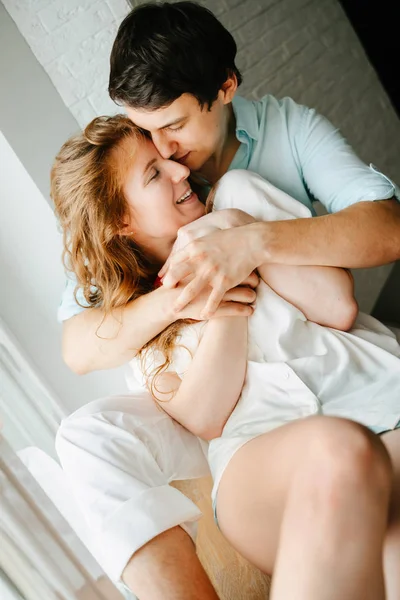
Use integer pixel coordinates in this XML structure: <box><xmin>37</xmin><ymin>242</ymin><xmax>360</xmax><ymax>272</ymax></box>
<box><xmin>123</xmin><ymin>526</ymin><xmax>218</xmax><ymax>599</ymax></box>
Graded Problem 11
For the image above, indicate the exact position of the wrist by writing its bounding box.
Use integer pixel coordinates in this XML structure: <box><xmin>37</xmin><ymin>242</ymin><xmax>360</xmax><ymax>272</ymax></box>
<box><xmin>153</xmin><ymin>285</ymin><xmax>180</xmax><ymax>323</ymax></box>
<box><xmin>246</xmin><ymin>221</ymin><xmax>274</xmax><ymax>267</ymax></box>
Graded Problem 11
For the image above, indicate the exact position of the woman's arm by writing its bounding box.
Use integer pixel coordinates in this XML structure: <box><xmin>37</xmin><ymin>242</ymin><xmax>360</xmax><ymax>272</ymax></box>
<box><xmin>258</xmin><ymin>263</ymin><xmax>358</xmax><ymax>330</ymax></box>
<box><xmin>62</xmin><ymin>285</ymin><xmax>180</xmax><ymax>374</ymax></box>
<box><xmin>62</xmin><ymin>282</ymin><xmax>256</xmax><ymax>375</ymax></box>
<box><xmin>151</xmin><ymin>316</ymin><xmax>249</xmax><ymax>441</ymax></box>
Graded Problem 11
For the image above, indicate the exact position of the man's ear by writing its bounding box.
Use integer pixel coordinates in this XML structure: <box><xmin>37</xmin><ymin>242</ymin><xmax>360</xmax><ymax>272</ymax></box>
<box><xmin>221</xmin><ymin>73</ymin><xmax>238</xmax><ymax>104</ymax></box>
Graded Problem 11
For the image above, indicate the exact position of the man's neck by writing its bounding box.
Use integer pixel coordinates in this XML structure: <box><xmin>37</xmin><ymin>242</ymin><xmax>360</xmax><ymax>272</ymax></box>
<box><xmin>197</xmin><ymin>104</ymin><xmax>240</xmax><ymax>185</ymax></box>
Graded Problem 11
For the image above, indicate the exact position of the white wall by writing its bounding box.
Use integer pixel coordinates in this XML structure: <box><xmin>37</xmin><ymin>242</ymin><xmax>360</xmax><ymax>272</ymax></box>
<box><xmin>0</xmin><ymin>2</ymin><xmax>80</xmax><ymax>203</ymax></box>
<box><xmin>2</xmin><ymin>0</ymin><xmax>129</xmax><ymax>127</ymax></box>
<box><xmin>0</xmin><ymin>132</ymin><xmax>129</xmax><ymax>414</ymax></box>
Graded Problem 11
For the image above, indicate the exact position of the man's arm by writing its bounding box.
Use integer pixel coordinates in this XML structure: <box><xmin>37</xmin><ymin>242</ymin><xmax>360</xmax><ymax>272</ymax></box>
<box><xmin>160</xmin><ymin>199</ymin><xmax>400</xmax><ymax>318</ymax></box>
<box><xmin>253</xmin><ymin>197</ymin><xmax>400</xmax><ymax>268</ymax></box>
<box><xmin>62</xmin><ymin>280</ymin><xmax>256</xmax><ymax>375</ymax></box>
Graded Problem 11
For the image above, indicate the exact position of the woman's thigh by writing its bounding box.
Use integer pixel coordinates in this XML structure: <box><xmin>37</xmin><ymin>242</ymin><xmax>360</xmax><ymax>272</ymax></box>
<box><xmin>381</xmin><ymin>429</ymin><xmax>400</xmax><ymax>599</ymax></box>
<box><xmin>216</xmin><ymin>415</ymin><xmax>390</xmax><ymax>574</ymax></box>
<box><xmin>381</xmin><ymin>428</ymin><xmax>400</xmax><ymax>522</ymax></box>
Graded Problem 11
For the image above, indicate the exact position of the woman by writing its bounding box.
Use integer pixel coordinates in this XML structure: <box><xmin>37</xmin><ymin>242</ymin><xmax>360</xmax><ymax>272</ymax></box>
<box><xmin>52</xmin><ymin>115</ymin><xmax>400</xmax><ymax>600</ymax></box>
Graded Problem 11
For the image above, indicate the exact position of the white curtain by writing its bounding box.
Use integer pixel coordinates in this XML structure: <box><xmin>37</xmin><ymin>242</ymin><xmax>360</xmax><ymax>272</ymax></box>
<box><xmin>0</xmin><ymin>435</ymin><xmax>123</xmax><ymax>600</ymax></box>
<box><xmin>0</xmin><ymin>317</ymin><xmax>65</xmax><ymax>458</ymax></box>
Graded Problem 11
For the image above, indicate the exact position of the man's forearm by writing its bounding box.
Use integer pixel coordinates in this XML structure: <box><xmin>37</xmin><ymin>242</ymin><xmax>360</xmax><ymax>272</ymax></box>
<box><xmin>251</xmin><ymin>199</ymin><xmax>400</xmax><ymax>269</ymax></box>
<box><xmin>62</xmin><ymin>286</ymin><xmax>179</xmax><ymax>374</ymax></box>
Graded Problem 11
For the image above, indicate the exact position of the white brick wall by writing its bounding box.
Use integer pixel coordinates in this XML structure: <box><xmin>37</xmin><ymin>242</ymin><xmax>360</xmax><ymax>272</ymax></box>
<box><xmin>221</xmin><ymin>0</ymin><xmax>400</xmax><ymax>183</ymax></box>
<box><xmin>3</xmin><ymin>0</ymin><xmax>399</xmax><ymax>185</ymax></box>
<box><xmin>3</xmin><ymin>0</ymin><xmax>130</xmax><ymax>125</ymax></box>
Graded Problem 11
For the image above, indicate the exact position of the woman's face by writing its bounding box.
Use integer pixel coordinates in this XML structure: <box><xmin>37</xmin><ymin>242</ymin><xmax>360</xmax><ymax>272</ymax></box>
<box><xmin>119</xmin><ymin>135</ymin><xmax>205</xmax><ymax>261</ymax></box>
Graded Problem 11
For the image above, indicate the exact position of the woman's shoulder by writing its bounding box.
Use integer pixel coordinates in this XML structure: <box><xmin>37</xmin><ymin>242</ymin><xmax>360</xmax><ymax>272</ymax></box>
<box><xmin>213</xmin><ymin>170</ymin><xmax>311</xmax><ymax>221</ymax></box>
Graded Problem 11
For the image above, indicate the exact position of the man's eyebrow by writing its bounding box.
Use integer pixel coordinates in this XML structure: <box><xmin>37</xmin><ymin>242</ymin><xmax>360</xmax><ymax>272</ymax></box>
<box><xmin>159</xmin><ymin>117</ymin><xmax>185</xmax><ymax>130</ymax></box>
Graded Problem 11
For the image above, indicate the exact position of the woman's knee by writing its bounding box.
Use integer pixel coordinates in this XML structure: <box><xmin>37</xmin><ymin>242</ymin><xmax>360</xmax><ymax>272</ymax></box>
<box><xmin>299</xmin><ymin>417</ymin><xmax>392</xmax><ymax>501</ymax></box>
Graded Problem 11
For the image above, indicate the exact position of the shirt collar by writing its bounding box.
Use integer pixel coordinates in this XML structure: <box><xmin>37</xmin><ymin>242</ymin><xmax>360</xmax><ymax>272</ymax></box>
<box><xmin>232</xmin><ymin>95</ymin><xmax>259</xmax><ymax>142</ymax></box>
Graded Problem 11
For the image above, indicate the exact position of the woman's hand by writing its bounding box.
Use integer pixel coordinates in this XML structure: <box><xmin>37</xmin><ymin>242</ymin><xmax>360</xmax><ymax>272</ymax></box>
<box><xmin>172</xmin><ymin>272</ymin><xmax>258</xmax><ymax>321</ymax></box>
<box><xmin>161</xmin><ymin>224</ymin><xmax>261</xmax><ymax>319</ymax></box>
<box><xmin>159</xmin><ymin>209</ymin><xmax>259</xmax><ymax>319</ymax></box>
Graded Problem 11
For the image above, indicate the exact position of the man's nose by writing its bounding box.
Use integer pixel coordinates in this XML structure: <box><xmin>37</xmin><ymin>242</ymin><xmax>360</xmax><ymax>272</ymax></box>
<box><xmin>152</xmin><ymin>133</ymin><xmax>177</xmax><ymax>159</ymax></box>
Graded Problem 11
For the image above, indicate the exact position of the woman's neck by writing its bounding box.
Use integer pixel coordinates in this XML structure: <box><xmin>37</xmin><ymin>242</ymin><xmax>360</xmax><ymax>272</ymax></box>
<box><xmin>132</xmin><ymin>235</ymin><xmax>175</xmax><ymax>269</ymax></box>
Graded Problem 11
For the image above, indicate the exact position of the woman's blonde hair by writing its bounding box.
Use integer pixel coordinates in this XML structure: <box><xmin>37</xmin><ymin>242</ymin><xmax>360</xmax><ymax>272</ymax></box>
<box><xmin>51</xmin><ymin>114</ymin><xmax>194</xmax><ymax>397</ymax></box>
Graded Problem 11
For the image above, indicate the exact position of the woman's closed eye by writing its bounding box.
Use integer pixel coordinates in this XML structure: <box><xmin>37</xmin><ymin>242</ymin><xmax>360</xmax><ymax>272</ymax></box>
<box><xmin>166</xmin><ymin>123</ymin><xmax>184</xmax><ymax>132</ymax></box>
<box><xmin>149</xmin><ymin>168</ymin><xmax>160</xmax><ymax>183</ymax></box>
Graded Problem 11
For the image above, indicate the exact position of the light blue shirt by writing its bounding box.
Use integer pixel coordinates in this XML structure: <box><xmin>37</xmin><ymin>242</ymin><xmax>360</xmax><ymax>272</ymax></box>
<box><xmin>58</xmin><ymin>94</ymin><xmax>399</xmax><ymax>322</ymax></box>
<box><xmin>230</xmin><ymin>95</ymin><xmax>399</xmax><ymax>215</ymax></box>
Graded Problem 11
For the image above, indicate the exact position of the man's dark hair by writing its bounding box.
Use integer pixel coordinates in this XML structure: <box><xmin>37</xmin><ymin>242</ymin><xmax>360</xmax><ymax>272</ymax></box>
<box><xmin>109</xmin><ymin>1</ymin><xmax>242</xmax><ymax>110</ymax></box>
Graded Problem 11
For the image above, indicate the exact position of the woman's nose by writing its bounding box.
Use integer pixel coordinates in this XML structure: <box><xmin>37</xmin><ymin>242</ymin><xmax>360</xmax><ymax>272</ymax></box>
<box><xmin>169</xmin><ymin>160</ymin><xmax>190</xmax><ymax>183</ymax></box>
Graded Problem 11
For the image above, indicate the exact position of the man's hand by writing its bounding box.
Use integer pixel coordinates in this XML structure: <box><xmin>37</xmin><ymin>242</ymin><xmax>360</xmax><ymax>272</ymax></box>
<box><xmin>168</xmin><ymin>208</ymin><xmax>256</xmax><ymax>254</ymax></box>
<box><xmin>161</xmin><ymin>225</ymin><xmax>260</xmax><ymax>319</ymax></box>
<box><xmin>159</xmin><ymin>209</ymin><xmax>258</xmax><ymax>318</ymax></box>
<box><xmin>173</xmin><ymin>271</ymin><xmax>259</xmax><ymax>321</ymax></box>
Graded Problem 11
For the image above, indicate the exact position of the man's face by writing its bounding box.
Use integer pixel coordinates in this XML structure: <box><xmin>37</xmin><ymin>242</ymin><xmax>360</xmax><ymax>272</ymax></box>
<box><xmin>125</xmin><ymin>84</ymin><xmax>236</xmax><ymax>173</ymax></box>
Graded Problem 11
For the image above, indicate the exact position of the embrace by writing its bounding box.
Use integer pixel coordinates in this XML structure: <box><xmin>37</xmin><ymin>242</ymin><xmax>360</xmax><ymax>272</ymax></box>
<box><xmin>53</xmin><ymin>3</ymin><xmax>400</xmax><ymax>600</ymax></box>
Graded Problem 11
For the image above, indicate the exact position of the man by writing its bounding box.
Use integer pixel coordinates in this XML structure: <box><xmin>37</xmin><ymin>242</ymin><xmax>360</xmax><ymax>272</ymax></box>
<box><xmin>56</xmin><ymin>2</ymin><xmax>400</xmax><ymax>598</ymax></box>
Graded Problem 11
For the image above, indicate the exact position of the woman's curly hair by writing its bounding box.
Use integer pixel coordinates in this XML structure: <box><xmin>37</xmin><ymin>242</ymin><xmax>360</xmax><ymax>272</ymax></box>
<box><xmin>51</xmin><ymin>114</ymin><xmax>197</xmax><ymax>398</ymax></box>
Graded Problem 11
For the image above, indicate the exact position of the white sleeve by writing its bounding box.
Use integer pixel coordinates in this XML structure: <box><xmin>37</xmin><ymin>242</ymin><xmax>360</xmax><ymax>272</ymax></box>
<box><xmin>213</xmin><ymin>169</ymin><xmax>312</xmax><ymax>222</ymax></box>
<box><xmin>56</xmin><ymin>394</ymin><xmax>209</xmax><ymax>583</ymax></box>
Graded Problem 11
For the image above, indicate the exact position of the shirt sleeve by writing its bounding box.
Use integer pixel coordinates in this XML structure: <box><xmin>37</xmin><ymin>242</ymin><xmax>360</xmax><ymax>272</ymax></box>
<box><xmin>56</xmin><ymin>395</ymin><xmax>208</xmax><ymax>583</ymax></box>
<box><xmin>57</xmin><ymin>274</ymin><xmax>91</xmax><ymax>323</ymax></box>
<box><xmin>213</xmin><ymin>169</ymin><xmax>312</xmax><ymax>221</ymax></box>
<box><xmin>296</xmin><ymin>106</ymin><xmax>400</xmax><ymax>213</ymax></box>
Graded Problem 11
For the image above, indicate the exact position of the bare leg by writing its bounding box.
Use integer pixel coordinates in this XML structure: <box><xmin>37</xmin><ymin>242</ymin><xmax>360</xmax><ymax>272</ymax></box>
<box><xmin>122</xmin><ymin>526</ymin><xmax>219</xmax><ymax>599</ymax></box>
<box><xmin>382</xmin><ymin>429</ymin><xmax>400</xmax><ymax>600</ymax></box>
<box><xmin>216</xmin><ymin>416</ymin><xmax>392</xmax><ymax>600</ymax></box>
